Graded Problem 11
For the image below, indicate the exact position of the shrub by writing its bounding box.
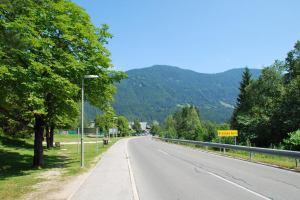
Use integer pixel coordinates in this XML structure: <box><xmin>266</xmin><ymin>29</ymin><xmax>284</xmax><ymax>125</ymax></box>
<box><xmin>284</xmin><ymin>130</ymin><xmax>300</xmax><ymax>150</ymax></box>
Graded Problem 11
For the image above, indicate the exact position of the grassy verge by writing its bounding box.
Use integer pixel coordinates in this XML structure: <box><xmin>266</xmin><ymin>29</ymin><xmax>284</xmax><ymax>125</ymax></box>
<box><xmin>166</xmin><ymin>141</ymin><xmax>297</xmax><ymax>170</ymax></box>
<box><xmin>0</xmin><ymin>135</ymin><xmax>119</xmax><ymax>200</ymax></box>
<box><xmin>54</xmin><ymin>134</ymin><xmax>104</xmax><ymax>142</ymax></box>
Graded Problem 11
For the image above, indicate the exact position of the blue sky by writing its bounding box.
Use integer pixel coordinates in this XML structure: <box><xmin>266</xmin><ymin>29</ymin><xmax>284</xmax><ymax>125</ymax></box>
<box><xmin>73</xmin><ymin>0</ymin><xmax>300</xmax><ymax>73</ymax></box>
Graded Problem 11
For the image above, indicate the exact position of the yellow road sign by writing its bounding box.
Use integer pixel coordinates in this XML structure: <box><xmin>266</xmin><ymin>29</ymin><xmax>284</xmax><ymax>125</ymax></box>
<box><xmin>217</xmin><ymin>130</ymin><xmax>238</xmax><ymax>137</ymax></box>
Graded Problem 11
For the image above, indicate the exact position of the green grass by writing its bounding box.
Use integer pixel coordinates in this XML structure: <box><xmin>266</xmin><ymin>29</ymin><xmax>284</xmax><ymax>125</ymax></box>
<box><xmin>168</xmin><ymin>141</ymin><xmax>297</xmax><ymax>169</ymax></box>
<box><xmin>54</xmin><ymin>134</ymin><xmax>104</xmax><ymax>142</ymax></box>
<box><xmin>0</xmin><ymin>135</ymin><xmax>119</xmax><ymax>200</ymax></box>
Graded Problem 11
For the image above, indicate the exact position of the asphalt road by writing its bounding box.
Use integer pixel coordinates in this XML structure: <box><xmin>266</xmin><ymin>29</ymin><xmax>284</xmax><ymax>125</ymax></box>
<box><xmin>128</xmin><ymin>136</ymin><xmax>300</xmax><ymax>200</ymax></box>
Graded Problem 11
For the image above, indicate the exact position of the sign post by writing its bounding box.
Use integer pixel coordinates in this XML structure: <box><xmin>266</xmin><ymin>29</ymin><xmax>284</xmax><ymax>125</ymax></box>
<box><xmin>217</xmin><ymin>130</ymin><xmax>238</xmax><ymax>137</ymax></box>
<box><xmin>217</xmin><ymin>130</ymin><xmax>238</xmax><ymax>152</ymax></box>
<box><xmin>77</xmin><ymin>127</ymin><xmax>80</xmax><ymax>154</ymax></box>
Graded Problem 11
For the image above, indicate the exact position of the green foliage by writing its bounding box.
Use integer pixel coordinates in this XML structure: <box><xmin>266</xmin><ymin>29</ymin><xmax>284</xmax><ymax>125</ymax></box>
<box><xmin>277</xmin><ymin>75</ymin><xmax>300</xmax><ymax>134</ymax></box>
<box><xmin>95</xmin><ymin>106</ymin><xmax>116</xmax><ymax>135</ymax></box>
<box><xmin>0</xmin><ymin>0</ymin><xmax>125</xmax><ymax>167</ymax></box>
<box><xmin>150</xmin><ymin>122</ymin><xmax>161</xmax><ymax>136</ymax></box>
<box><xmin>117</xmin><ymin>116</ymin><xmax>129</xmax><ymax>137</ymax></box>
<box><xmin>132</xmin><ymin>118</ymin><xmax>142</xmax><ymax>133</ymax></box>
<box><xmin>158</xmin><ymin>105</ymin><xmax>234</xmax><ymax>143</ymax></box>
<box><xmin>0</xmin><ymin>0</ymin><xmax>124</xmax><ymax>130</ymax></box>
<box><xmin>284</xmin><ymin>130</ymin><xmax>300</xmax><ymax>151</ymax></box>
<box><xmin>285</xmin><ymin>41</ymin><xmax>300</xmax><ymax>82</ymax></box>
<box><xmin>159</xmin><ymin>105</ymin><xmax>204</xmax><ymax>140</ymax></box>
<box><xmin>231</xmin><ymin>41</ymin><xmax>300</xmax><ymax>147</ymax></box>
<box><xmin>1</xmin><ymin>0</ymin><xmax>126</xmax><ymax>120</ymax></box>
<box><xmin>163</xmin><ymin>115</ymin><xmax>177</xmax><ymax>138</ymax></box>
<box><xmin>0</xmin><ymin>135</ymin><xmax>119</xmax><ymax>199</ymax></box>
<box><xmin>237</xmin><ymin>65</ymin><xmax>285</xmax><ymax>146</ymax></box>
<box><xmin>113</xmin><ymin>65</ymin><xmax>260</xmax><ymax>123</ymax></box>
<box><xmin>231</xmin><ymin>67</ymin><xmax>252</xmax><ymax>132</ymax></box>
<box><xmin>202</xmin><ymin>121</ymin><xmax>218</xmax><ymax>142</ymax></box>
<box><xmin>174</xmin><ymin>105</ymin><xmax>204</xmax><ymax>140</ymax></box>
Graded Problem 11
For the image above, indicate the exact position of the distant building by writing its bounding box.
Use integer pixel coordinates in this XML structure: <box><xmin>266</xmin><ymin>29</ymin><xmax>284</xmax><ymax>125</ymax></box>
<box><xmin>140</xmin><ymin>122</ymin><xmax>147</xmax><ymax>131</ymax></box>
<box><xmin>128</xmin><ymin>122</ymin><xmax>134</xmax><ymax>130</ymax></box>
<box><xmin>129</xmin><ymin>121</ymin><xmax>149</xmax><ymax>132</ymax></box>
<box><xmin>88</xmin><ymin>120</ymin><xmax>95</xmax><ymax>128</ymax></box>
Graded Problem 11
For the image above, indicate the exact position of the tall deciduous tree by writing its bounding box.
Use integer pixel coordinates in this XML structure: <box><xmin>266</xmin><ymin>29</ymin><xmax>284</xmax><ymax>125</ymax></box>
<box><xmin>95</xmin><ymin>105</ymin><xmax>117</xmax><ymax>136</ymax></box>
<box><xmin>150</xmin><ymin>122</ymin><xmax>161</xmax><ymax>136</ymax></box>
<box><xmin>279</xmin><ymin>41</ymin><xmax>300</xmax><ymax>135</ymax></box>
<box><xmin>0</xmin><ymin>0</ymin><xmax>125</xmax><ymax>167</ymax></box>
<box><xmin>285</xmin><ymin>41</ymin><xmax>300</xmax><ymax>82</ymax></box>
<box><xmin>164</xmin><ymin>115</ymin><xmax>177</xmax><ymax>138</ymax></box>
<box><xmin>173</xmin><ymin>105</ymin><xmax>204</xmax><ymax>140</ymax></box>
<box><xmin>132</xmin><ymin>118</ymin><xmax>142</xmax><ymax>134</ymax></box>
<box><xmin>236</xmin><ymin>64</ymin><xmax>285</xmax><ymax>146</ymax></box>
<box><xmin>117</xmin><ymin>116</ymin><xmax>129</xmax><ymax>137</ymax></box>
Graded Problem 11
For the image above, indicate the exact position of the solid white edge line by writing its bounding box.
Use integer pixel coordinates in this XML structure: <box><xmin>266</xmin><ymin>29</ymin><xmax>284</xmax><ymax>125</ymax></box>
<box><xmin>155</xmin><ymin>139</ymin><xmax>271</xmax><ymax>200</ymax></box>
<box><xmin>206</xmin><ymin>171</ymin><xmax>271</xmax><ymax>200</ymax></box>
<box><xmin>126</xmin><ymin>139</ymin><xmax>140</xmax><ymax>200</ymax></box>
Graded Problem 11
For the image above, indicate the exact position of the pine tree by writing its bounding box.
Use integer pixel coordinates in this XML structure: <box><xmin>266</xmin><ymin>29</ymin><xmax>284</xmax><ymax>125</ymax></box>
<box><xmin>230</xmin><ymin>67</ymin><xmax>252</xmax><ymax>130</ymax></box>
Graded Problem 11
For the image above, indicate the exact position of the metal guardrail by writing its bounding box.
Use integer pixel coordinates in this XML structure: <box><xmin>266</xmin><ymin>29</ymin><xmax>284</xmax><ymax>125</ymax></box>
<box><xmin>153</xmin><ymin>137</ymin><xmax>300</xmax><ymax>159</ymax></box>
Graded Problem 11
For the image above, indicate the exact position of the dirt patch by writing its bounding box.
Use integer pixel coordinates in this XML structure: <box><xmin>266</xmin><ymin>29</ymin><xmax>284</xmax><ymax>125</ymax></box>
<box><xmin>23</xmin><ymin>169</ymin><xmax>63</xmax><ymax>200</ymax></box>
<box><xmin>36</xmin><ymin>170</ymin><xmax>62</xmax><ymax>180</ymax></box>
<box><xmin>22</xmin><ymin>168</ymin><xmax>88</xmax><ymax>200</ymax></box>
<box><xmin>22</xmin><ymin>155</ymin><xmax>103</xmax><ymax>200</ymax></box>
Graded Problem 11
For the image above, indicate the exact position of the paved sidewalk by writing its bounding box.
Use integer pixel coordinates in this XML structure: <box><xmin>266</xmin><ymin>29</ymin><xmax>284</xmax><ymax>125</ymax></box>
<box><xmin>70</xmin><ymin>138</ymin><xmax>133</xmax><ymax>200</ymax></box>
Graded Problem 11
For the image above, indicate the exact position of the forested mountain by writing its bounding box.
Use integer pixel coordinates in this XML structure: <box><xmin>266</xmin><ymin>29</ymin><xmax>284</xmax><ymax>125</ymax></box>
<box><xmin>112</xmin><ymin>65</ymin><xmax>261</xmax><ymax>123</ymax></box>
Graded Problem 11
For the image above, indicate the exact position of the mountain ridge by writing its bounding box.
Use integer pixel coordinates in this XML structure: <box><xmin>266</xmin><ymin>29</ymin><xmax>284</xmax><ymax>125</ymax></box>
<box><xmin>126</xmin><ymin>65</ymin><xmax>254</xmax><ymax>75</ymax></box>
<box><xmin>112</xmin><ymin>65</ymin><xmax>261</xmax><ymax>123</ymax></box>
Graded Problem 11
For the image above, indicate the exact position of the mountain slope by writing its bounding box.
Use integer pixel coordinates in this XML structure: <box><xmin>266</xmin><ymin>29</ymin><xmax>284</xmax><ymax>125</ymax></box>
<box><xmin>113</xmin><ymin>65</ymin><xmax>261</xmax><ymax>123</ymax></box>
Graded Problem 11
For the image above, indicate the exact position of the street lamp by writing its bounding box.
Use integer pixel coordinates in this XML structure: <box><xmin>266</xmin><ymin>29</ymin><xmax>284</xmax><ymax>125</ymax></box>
<box><xmin>81</xmin><ymin>74</ymin><xmax>98</xmax><ymax>168</ymax></box>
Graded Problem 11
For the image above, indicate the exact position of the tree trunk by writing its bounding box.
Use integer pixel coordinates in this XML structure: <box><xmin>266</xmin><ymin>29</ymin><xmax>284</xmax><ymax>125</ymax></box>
<box><xmin>33</xmin><ymin>115</ymin><xmax>45</xmax><ymax>168</ymax></box>
<box><xmin>49</xmin><ymin>125</ymin><xmax>54</xmax><ymax>147</ymax></box>
<box><xmin>45</xmin><ymin>126</ymin><xmax>50</xmax><ymax>149</ymax></box>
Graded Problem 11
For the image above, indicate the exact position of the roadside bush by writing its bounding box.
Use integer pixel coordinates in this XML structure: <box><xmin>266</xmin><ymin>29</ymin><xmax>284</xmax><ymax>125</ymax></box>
<box><xmin>284</xmin><ymin>130</ymin><xmax>300</xmax><ymax>150</ymax></box>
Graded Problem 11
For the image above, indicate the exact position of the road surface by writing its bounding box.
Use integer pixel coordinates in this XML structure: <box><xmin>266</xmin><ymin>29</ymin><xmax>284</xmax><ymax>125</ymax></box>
<box><xmin>128</xmin><ymin>136</ymin><xmax>300</xmax><ymax>200</ymax></box>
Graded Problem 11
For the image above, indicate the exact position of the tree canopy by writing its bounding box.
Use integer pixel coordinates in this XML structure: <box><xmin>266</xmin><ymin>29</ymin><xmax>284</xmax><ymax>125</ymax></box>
<box><xmin>132</xmin><ymin>118</ymin><xmax>142</xmax><ymax>134</ymax></box>
<box><xmin>231</xmin><ymin>41</ymin><xmax>300</xmax><ymax>147</ymax></box>
<box><xmin>0</xmin><ymin>0</ymin><xmax>126</xmax><ymax>167</ymax></box>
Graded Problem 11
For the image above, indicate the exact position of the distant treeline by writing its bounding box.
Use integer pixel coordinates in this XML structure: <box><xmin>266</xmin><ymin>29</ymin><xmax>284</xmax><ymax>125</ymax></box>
<box><xmin>150</xmin><ymin>105</ymin><xmax>234</xmax><ymax>144</ymax></box>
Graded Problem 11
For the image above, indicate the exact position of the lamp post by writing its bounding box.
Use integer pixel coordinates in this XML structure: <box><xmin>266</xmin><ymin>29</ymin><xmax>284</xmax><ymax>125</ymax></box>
<box><xmin>113</xmin><ymin>116</ymin><xmax>118</xmax><ymax>138</ymax></box>
<box><xmin>81</xmin><ymin>75</ymin><xmax>98</xmax><ymax>168</ymax></box>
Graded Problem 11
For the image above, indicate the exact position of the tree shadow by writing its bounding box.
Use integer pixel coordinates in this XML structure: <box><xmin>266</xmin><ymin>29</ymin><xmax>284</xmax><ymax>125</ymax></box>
<box><xmin>0</xmin><ymin>136</ymin><xmax>33</xmax><ymax>149</ymax></box>
<box><xmin>0</xmin><ymin>136</ymin><xmax>77</xmax><ymax>180</ymax></box>
<box><xmin>0</xmin><ymin>149</ymin><xmax>33</xmax><ymax>179</ymax></box>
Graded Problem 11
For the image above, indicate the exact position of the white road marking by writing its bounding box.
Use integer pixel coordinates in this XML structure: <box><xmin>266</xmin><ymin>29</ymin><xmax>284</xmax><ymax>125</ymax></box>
<box><xmin>155</xmin><ymin>144</ymin><xmax>271</xmax><ymax>200</ymax></box>
<box><xmin>206</xmin><ymin>171</ymin><xmax>271</xmax><ymax>200</ymax></box>
<box><xmin>157</xmin><ymin>149</ymin><xmax>170</xmax><ymax>156</ymax></box>
<box><xmin>126</xmin><ymin>140</ymin><xmax>140</xmax><ymax>200</ymax></box>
